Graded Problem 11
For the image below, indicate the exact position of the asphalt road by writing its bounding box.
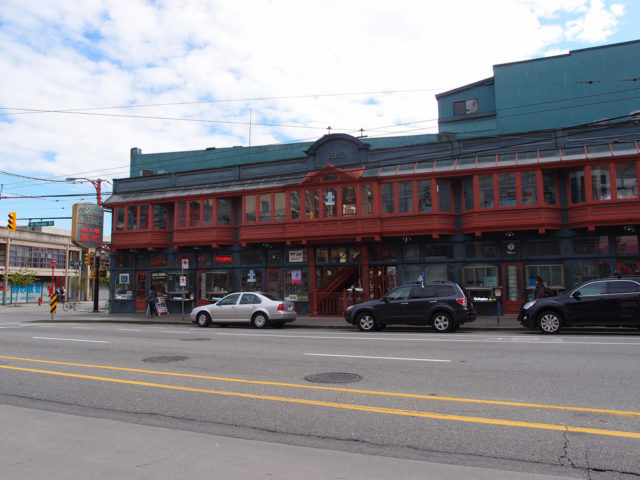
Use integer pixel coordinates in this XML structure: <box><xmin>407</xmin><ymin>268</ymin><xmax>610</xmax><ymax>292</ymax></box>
<box><xmin>1</xmin><ymin>306</ymin><xmax>639</xmax><ymax>479</ymax></box>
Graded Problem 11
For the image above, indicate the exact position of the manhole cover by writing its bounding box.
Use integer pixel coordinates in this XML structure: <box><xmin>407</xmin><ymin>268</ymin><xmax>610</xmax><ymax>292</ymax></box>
<box><xmin>181</xmin><ymin>338</ymin><xmax>211</xmax><ymax>341</ymax></box>
<box><xmin>142</xmin><ymin>355</ymin><xmax>189</xmax><ymax>363</ymax></box>
<box><xmin>305</xmin><ymin>372</ymin><xmax>362</xmax><ymax>384</ymax></box>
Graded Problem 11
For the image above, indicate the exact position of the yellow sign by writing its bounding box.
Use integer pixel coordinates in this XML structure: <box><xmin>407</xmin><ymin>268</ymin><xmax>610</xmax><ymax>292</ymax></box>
<box><xmin>50</xmin><ymin>294</ymin><xmax>58</xmax><ymax>314</ymax></box>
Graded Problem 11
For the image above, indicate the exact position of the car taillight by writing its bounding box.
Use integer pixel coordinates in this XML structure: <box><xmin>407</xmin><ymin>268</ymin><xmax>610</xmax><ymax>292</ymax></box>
<box><xmin>277</xmin><ymin>303</ymin><xmax>285</xmax><ymax>311</ymax></box>
<box><xmin>456</xmin><ymin>297</ymin><xmax>467</xmax><ymax>307</ymax></box>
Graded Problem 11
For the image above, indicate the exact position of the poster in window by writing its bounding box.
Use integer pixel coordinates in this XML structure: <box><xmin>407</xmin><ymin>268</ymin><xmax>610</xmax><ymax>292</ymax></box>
<box><xmin>289</xmin><ymin>250</ymin><xmax>304</xmax><ymax>263</ymax></box>
<box><xmin>291</xmin><ymin>270</ymin><xmax>301</xmax><ymax>284</ymax></box>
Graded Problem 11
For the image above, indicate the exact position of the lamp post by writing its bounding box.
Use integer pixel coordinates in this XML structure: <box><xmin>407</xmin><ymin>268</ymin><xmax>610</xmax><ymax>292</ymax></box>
<box><xmin>65</xmin><ymin>177</ymin><xmax>110</xmax><ymax>206</ymax></box>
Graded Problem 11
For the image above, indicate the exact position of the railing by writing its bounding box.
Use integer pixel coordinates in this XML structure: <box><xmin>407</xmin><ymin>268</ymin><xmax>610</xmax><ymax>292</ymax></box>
<box><xmin>312</xmin><ymin>290</ymin><xmax>366</xmax><ymax>315</ymax></box>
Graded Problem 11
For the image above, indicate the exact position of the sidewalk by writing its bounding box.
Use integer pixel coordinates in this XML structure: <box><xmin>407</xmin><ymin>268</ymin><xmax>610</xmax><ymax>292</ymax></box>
<box><xmin>1</xmin><ymin>301</ymin><xmax>521</xmax><ymax>330</ymax></box>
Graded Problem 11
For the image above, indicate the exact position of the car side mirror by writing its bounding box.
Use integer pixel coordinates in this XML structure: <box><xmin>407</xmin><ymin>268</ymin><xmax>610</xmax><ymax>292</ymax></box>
<box><xmin>382</xmin><ymin>296</ymin><xmax>389</xmax><ymax>303</ymax></box>
<box><xmin>571</xmin><ymin>291</ymin><xmax>580</xmax><ymax>299</ymax></box>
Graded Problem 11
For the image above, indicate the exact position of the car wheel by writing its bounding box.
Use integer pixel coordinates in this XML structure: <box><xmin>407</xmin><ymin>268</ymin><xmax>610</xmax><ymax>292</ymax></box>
<box><xmin>196</xmin><ymin>311</ymin><xmax>211</xmax><ymax>328</ymax></box>
<box><xmin>538</xmin><ymin>311</ymin><xmax>561</xmax><ymax>334</ymax></box>
<box><xmin>356</xmin><ymin>312</ymin><xmax>376</xmax><ymax>332</ymax></box>
<box><xmin>432</xmin><ymin>312</ymin><xmax>455</xmax><ymax>333</ymax></box>
<box><xmin>252</xmin><ymin>312</ymin><xmax>269</xmax><ymax>329</ymax></box>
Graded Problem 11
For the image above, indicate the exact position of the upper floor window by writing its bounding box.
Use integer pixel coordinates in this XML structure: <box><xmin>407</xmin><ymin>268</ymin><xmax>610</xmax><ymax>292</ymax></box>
<box><xmin>543</xmin><ymin>172</ymin><xmax>557</xmax><ymax>205</ymax></box>
<box><xmin>398</xmin><ymin>182</ymin><xmax>413</xmax><ymax>214</ymax></box>
<box><xmin>290</xmin><ymin>191</ymin><xmax>300</xmax><ymax>220</ymax></box>
<box><xmin>616</xmin><ymin>162</ymin><xmax>638</xmax><ymax>199</ymax></box>
<box><xmin>324</xmin><ymin>188</ymin><xmax>337</xmax><ymax>217</ymax></box>
<box><xmin>437</xmin><ymin>180</ymin><xmax>452</xmax><ymax>212</ymax></box>
<box><xmin>569</xmin><ymin>170</ymin><xmax>585</xmax><ymax>204</ymax></box>
<box><xmin>381</xmin><ymin>184</ymin><xmax>394</xmax><ymax>214</ymax></box>
<box><xmin>591</xmin><ymin>165</ymin><xmax>611</xmax><ymax>200</ymax></box>
<box><xmin>478</xmin><ymin>175</ymin><xmax>494</xmax><ymax>208</ymax></box>
<box><xmin>245</xmin><ymin>195</ymin><xmax>256</xmax><ymax>223</ymax></box>
<box><xmin>417</xmin><ymin>180</ymin><xmax>432</xmax><ymax>211</ymax></box>
<box><xmin>453</xmin><ymin>98</ymin><xmax>478</xmax><ymax>115</ymax></box>
<box><xmin>362</xmin><ymin>184</ymin><xmax>374</xmax><ymax>215</ymax></box>
<box><xmin>521</xmin><ymin>171</ymin><xmax>537</xmax><ymax>205</ymax></box>
<box><xmin>499</xmin><ymin>173</ymin><xmax>516</xmax><ymax>207</ymax></box>
<box><xmin>342</xmin><ymin>186</ymin><xmax>357</xmax><ymax>216</ymax></box>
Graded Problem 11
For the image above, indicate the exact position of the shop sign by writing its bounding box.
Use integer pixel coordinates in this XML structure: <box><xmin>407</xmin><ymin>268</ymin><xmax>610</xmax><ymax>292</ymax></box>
<box><xmin>505</xmin><ymin>242</ymin><xmax>517</xmax><ymax>255</ymax></box>
<box><xmin>247</xmin><ymin>270</ymin><xmax>256</xmax><ymax>283</ymax></box>
<box><xmin>215</xmin><ymin>255</ymin><xmax>232</xmax><ymax>264</ymax></box>
<box><xmin>71</xmin><ymin>202</ymin><xmax>104</xmax><ymax>249</ymax></box>
<box><xmin>181</xmin><ymin>259</ymin><xmax>189</xmax><ymax>269</ymax></box>
<box><xmin>289</xmin><ymin>250</ymin><xmax>304</xmax><ymax>263</ymax></box>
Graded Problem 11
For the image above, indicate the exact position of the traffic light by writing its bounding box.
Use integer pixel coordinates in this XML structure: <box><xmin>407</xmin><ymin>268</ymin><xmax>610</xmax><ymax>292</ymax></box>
<box><xmin>84</xmin><ymin>252</ymin><xmax>92</xmax><ymax>265</ymax></box>
<box><xmin>7</xmin><ymin>212</ymin><xmax>16</xmax><ymax>231</ymax></box>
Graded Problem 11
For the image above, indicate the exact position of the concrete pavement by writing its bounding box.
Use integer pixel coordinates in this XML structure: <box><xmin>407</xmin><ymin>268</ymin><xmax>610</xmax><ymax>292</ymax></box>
<box><xmin>0</xmin><ymin>301</ymin><xmax>521</xmax><ymax>330</ymax></box>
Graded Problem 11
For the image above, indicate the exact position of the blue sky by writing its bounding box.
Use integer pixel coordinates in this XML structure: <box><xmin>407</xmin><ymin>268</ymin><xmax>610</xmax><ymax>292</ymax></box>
<box><xmin>0</xmin><ymin>0</ymin><xmax>638</xmax><ymax>231</ymax></box>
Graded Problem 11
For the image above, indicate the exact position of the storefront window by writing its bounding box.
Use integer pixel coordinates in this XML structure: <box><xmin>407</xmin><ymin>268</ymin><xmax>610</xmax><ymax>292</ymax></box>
<box><xmin>127</xmin><ymin>206</ymin><xmax>137</xmax><ymax>230</ymax></box>
<box><xmin>241</xmin><ymin>249</ymin><xmax>264</xmax><ymax>265</ymax></box>
<box><xmin>324</xmin><ymin>188</ymin><xmax>337</xmax><ymax>217</ymax></box>
<box><xmin>342</xmin><ymin>186</ymin><xmax>356</xmax><ymax>216</ymax></box>
<box><xmin>426</xmin><ymin>264</ymin><xmax>453</xmax><ymax>281</ymax></box>
<box><xmin>525</xmin><ymin>265</ymin><xmax>564</xmax><ymax>291</ymax></box>
<box><xmin>167</xmin><ymin>272</ymin><xmax>193</xmax><ymax>295</ymax></box>
<box><xmin>331</xmin><ymin>247</ymin><xmax>348</xmax><ymax>264</ymax></box>
<box><xmin>616</xmin><ymin>235</ymin><xmax>639</xmax><ymax>255</ymax></box>
<box><xmin>150</xmin><ymin>272</ymin><xmax>167</xmax><ymax>296</ymax></box>
<box><xmin>241</xmin><ymin>269</ymin><xmax>262</xmax><ymax>291</ymax></box>
<box><xmin>381</xmin><ymin>183</ymin><xmax>394</xmax><ymax>214</ymax></box>
<box><xmin>305</xmin><ymin>190</ymin><xmax>319</xmax><ymax>219</ymax></box>
<box><xmin>284</xmin><ymin>268</ymin><xmax>308</xmax><ymax>301</ymax></box>
<box><xmin>197</xmin><ymin>253</ymin><xmax>212</xmax><ymax>267</ymax></box>
<box><xmin>543</xmin><ymin>172</ymin><xmax>557</xmax><ymax>205</ymax></box>
<box><xmin>527</xmin><ymin>239</ymin><xmax>560</xmax><ymax>256</ymax></box>
<box><xmin>259</xmin><ymin>194</ymin><xmax>271</xmax><ymax>222</ymax></box>
<box><xmin>214</xmin><ymin>253</ymin><xmax>233</xmax><ymax>265</ymax></box>
<box><xmin>591</xmin><ymin>165</ymin><xmax>611</xmax><ymax>200</ymax></box>
<box><xmin>403</xmin><ymin>243</ymin><xmax>420</xmax><ymax>261</ymax></box>
<box><xmin>139</xmin><ymin>205</ymin><xmax>149</xmax><ymax>230</ymax></box>
<box><xmin>466</xmin><ymin>241</ymin><xmax>497</xmax><ymax>259</ymax></box>
<box><xmin>401</xmin><ymin>264</ymin><xmax>422</xmax><ymax>284</ymax></box>
<box><xmin>115</xmin><ymin>254</ymin><xmax>133</xmax><ymax>268</ymax></box>
<box><xmin>316</xmin><ymin>248</ymin><xmax>329</xmax><ymax>263</ymax></box>
<box><xmin>290</xmin><ymin>191</ymin><xmax>300</xmax><ymax>220</ymax></box>
<box><xmin>362</xmin><ymin>184</ymin><xmax>374</xmax><ymax>215</ymax></box>
<box><xmin>201</xmin><ymin>270</ymin><xmax>229</xmax><ymax>300</ymax></box>
<box><xmin>478</xmin><ymin>175</ymin><xmax>494</xmax><ymax>208</ymax></box>
<box><xmin>569</xmin><ymin>170</ymin><xmax>585</xmax><ymax>203</ymax></box>
<box><xmin>115</xmin><ymin>207</ymin><xmax>125</xmax><ymax>231</ymax></box>
<box><xmin>573</xmin><ymin>260</ymin><xmax>612</xmax><ymax>284</ymax></box>
<box><xmin>245</xmin><ymin>195</ymin><xmax>256</xmax><ymax>223</ymax></box>
<box><xmin>398</xmin><ymin>181</ymin><xmax>414</xmax><ymax>213</ymax></box>
<box><xmin>574</xmin><ymin>236</ymin><xmax>610</xmax><ymax>255</ymax></box>
<box><xmin>203</xmin><ymin>199</ymin><xmax>213</xmax><ymax>226</ymax></box>
<box><xmin>189</xmin><ymin>200</ymin><xmax>201</xmax><ymax>226</ymax></box>
<box><xmin>350</xmin><ymin>247</ymin><xmax>361</xmax><ymax>262</ymax></box>
<box><xmin>499</xmin><ymin>173</ymin><xmax>516</xmax><ymax>206</ymax></box>
<box><xmin>463</xmin><ymin>265</ymin><xmax>498</xmax><ymax>288</ymax></box>
<box><xmin>177</xmin><ymin>253</ymin><xmax>194</xmax><ymax>269</ymax></box>
<box><xmin>370</xmin><ymin>245</ymin><xmax>398</xmax><ymax>262</ymax></box>
<box><xmin>218</xmin><ymin>199</ymin><xmax>232</xmax><ymax>225</ymax></box>
<box><xmin>616</xmin><ymin>162</ymin><xmax>638</xmax><ymax>199</ymax></box>
<box><xmin>437</xmin><ymin>180</ymin><xmax>452</xmax><ymax>212</ymax></box>
<box><xmin>267</xmin><ymin>249</ymin><xmax>282</xmax><ymax>265</ymax></box>
<box><xmin>136</xmin><ymin>255</ymin><xmax>149</xmax><ymax>269</ymax></box>
<box><xmin>521</xmin><ymin>171</ymin><xmax>537</xmax><ymax>205</ymax></box>
<box><xmin>115</xmin><ymin>273</ymin><xmax>132</xmax><ymax>300</ymax></box>
<box><xmin>274</xmin><ymin>193</ymin><xmax>286</xmax><ymax>221</ymax></box>
<box><xmin>150</xmin><ymin>254</ymin><xmax>169</xmax><ymax>267</ymax></box>
<box><xmin>425</xmin><ymin>243</ymin><xmax>453</xmax><ymax>260</ymax></box>
<box><xmin>176</xmin><ymin>201</ymin><xmax>187</xmax><ymax>227</ymax></box>
<box><xmin>417</xmin><ymin>180</ymin><xmax>432</xmax><ymax>212</ymax></box>
<box><xmin>153</xmin><ymin>205</ymin><xmax>168</xmax><ymax>229</ymax></box>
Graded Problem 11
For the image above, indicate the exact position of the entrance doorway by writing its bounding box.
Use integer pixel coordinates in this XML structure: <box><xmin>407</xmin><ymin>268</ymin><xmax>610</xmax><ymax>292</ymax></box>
<box><xmin>502</xmin><ymin>262</ymin><xmax>524</xmax><ymax>314</ymax></box>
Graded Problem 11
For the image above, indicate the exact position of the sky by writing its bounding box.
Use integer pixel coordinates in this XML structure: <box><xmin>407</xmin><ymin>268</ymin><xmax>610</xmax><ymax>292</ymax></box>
<box><xmin>0</xmin><ymin>0</ymin><xmax>638</xmax><ymax>231</ymax></box>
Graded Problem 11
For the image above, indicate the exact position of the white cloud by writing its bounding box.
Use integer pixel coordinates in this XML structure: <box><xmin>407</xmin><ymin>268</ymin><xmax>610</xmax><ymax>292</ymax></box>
<box><xmin>0</xmin><ymin>0</ymin><xmax>630</xmax><ymax>208</ymax></box>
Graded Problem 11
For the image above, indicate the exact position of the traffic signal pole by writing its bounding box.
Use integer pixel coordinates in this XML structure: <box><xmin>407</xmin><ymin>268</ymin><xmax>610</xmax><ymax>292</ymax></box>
<box><xmin>93</xmin><ymin>251</ymin><xmax>100</xmax><ymax>312</ymax></box>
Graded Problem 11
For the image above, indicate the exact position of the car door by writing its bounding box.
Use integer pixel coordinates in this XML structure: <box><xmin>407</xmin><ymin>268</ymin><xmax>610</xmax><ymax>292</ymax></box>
<box><xmin>236</xmin><ymin>293</ymin><xmax>260</xmax><ymax>323</ymax></box>
<box><xmin>407</xmin><ymin>285</ymin><xmax>436</xmax><ymax>324</ymax></box>
<box><xmin>565</xmin><ymin>281</ymin><xmax>607</xmax><ymax>326</ymax></box>
<box><xmin>374</xmin><ymin>286</ymin><xmax>412</xmax><ymax>323</ymax></box>
<box><xmin>213</xmin><ymin>293</ymin><xmax>241</xmax><ymax>321</ymax></box>
<box><xmin>606</xmin><ymin>280</ymin><xmax>640</xmax><ymax>325</ymax></box>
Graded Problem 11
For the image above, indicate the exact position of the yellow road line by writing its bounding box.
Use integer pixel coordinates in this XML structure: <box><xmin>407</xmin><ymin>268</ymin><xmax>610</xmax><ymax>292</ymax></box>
<box><xmin>1</xmin><ymin>364</ymin><xmax>640</xmax><ymax>440</ymax></box>
<box><xmin>1</xmin><ymin>355</ymin><xmax>639</xmax><ymax>418</ymax></box>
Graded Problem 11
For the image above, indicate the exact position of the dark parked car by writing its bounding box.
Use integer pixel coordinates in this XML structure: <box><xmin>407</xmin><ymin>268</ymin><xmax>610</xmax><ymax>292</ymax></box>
<box><xmin>518</xmin><ymin>276</ymin><xmax>640</xmax><ymax>333</ymax></box>
<box><xmin>344</xmin><ymin>281</ymin><xmax>476</xmax><ymax>332</ymax></box>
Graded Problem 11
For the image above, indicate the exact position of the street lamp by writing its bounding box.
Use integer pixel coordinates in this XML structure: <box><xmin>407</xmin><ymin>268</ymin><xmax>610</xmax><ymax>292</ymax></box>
<box><xmin>65</xmin><ymin>177</ymin><xmax>111</xmax><ymax>206</ymax></box>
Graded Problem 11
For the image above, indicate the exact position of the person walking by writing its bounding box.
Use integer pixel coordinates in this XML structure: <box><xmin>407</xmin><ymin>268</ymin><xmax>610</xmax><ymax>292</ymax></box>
<box><xmin>146</xmin><ymin>287</ymin><xmax>158</xmax><ymax>317</ymax></box>
<box><xmin>534</xmin><ymin>276</ymin><xmax>547</xmax><ymax>299</ymax></box>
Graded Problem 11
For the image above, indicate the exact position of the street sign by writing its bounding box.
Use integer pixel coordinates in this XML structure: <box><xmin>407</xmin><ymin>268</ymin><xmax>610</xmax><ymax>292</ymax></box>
<box><xmin>29</xmin><ymin>220</ymin><xmax>54</xmax><ymax>227</ymax></box>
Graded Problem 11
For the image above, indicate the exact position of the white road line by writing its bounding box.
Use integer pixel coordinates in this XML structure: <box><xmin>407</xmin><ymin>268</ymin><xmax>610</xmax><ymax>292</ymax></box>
<box><xmin>215</xmin><ymin>332</ymin><xmax>640</xmax><ymax>346</ymax></box>
<box><xmin>32</xmin><ymin>336</ymin><xmax>110</xmax><ymax>344</ymax></box>
<box><xmin>117</xmin><ymin>328</ymin><xmax>142</xmax><ymax>332</ymax></box>
<box><xmin>305</xmin><ymin>353</ymin><xmax>451</xmax><ymax>362</ymax></box>
<box><xmin>72</xmin><ymin>327</ymin><xmax>95</xmax><ymax>330</ymax></box>
<box><xmin>160</xmin><ymin>330</ymin><xmax>194</xmax><ymax>334</ymax></box>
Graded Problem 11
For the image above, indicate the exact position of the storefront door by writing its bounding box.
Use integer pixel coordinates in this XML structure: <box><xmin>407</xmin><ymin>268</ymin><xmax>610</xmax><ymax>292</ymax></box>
<box><xmin>135</xmin><ymin>271</ymin><xmax>147</xmax><ymax>312</ymax></box>
<box><xmin>502</xmin><ymin>262</ymin><xmax>524</xmax><ymax>314</ymax></box>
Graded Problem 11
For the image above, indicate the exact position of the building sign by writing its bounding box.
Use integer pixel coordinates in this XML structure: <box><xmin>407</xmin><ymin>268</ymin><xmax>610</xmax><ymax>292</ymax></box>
<box><xmin>214</xmin><ymin>255</ymin><xmax>233</xmax><ymax>264</ymax></box>
<box><xmin>324</xmin><ymin>190</ymin><xmax>335</xmax><ymax>206</ymax></box>
<box><xmin>71</xmin><ymin>202</ymin><xmax>104</xmax><ymax>249</ymax></box>
<box><xmin>289</xmin><ymin>250</ymin><xmax>304</xmax><ymax>263</ymax></box>
<box><xmin>247</xmin><ymin>270</ymin><xmax>256</xmax><ymax>283</ymax></box>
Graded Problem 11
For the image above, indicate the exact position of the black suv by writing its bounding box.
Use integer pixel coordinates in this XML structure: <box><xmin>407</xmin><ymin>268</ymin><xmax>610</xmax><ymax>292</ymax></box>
<box><xmin>518</xmin><ymin>276</ymin><xmax>640</xmax><ymax>333</ymax></box>
<box><xmin>344</xmin><ymin>281</ymin><xmax>476</xmax><ymax>332</ymax></box>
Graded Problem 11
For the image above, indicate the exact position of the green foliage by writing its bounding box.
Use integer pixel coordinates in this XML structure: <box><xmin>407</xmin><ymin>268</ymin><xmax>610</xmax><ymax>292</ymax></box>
<box><xmin>8</xmin><ymin>268</ymin><xmax>37</xmax><ymax>287</ymax></box>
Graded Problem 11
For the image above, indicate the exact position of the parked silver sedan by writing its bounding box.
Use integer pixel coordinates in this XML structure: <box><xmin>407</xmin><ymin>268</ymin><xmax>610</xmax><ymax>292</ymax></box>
<box><xmin>190</xmin><ymin>292</ymin><xmax>296</xmax><ymax>328</ymax></box>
